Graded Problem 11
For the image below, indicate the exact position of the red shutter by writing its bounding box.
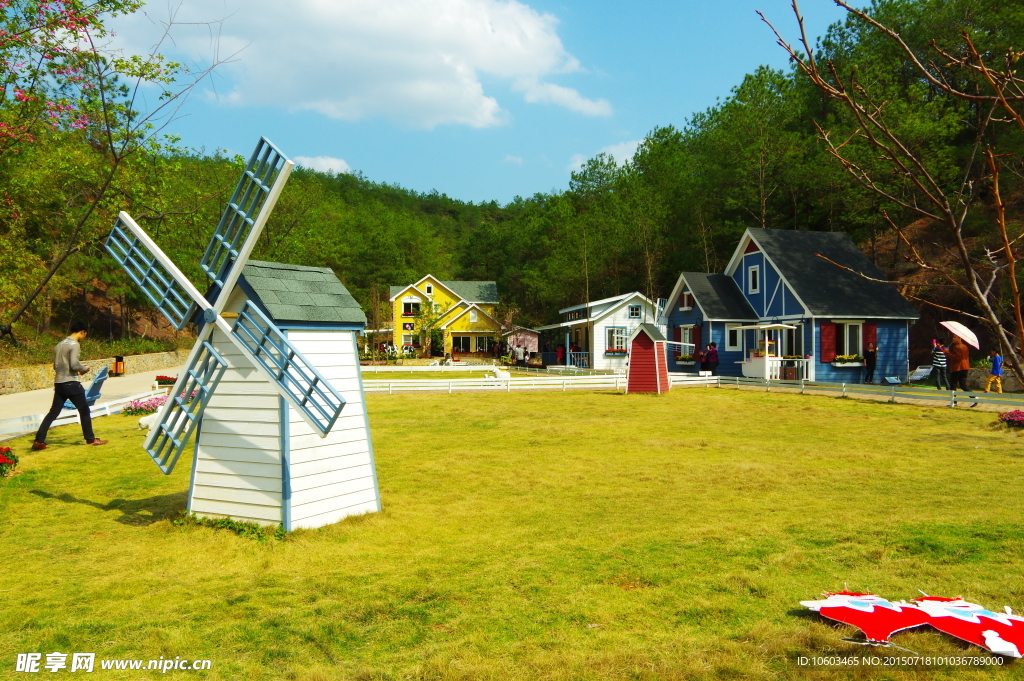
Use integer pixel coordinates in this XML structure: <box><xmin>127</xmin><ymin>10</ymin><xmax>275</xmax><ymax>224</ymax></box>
<box><xmin>679</xmin><ymin>294</ymin><xmax>687</xmax><ymax>308</ymax></box>
<box><xmin>673</xmin><ymin>326</ymin><xmax>681</xmax><ymax>343</ymax></box>
<box><xmin>820</xmin><ymin>322</ymin><xmax>836</xmax><ymax>362</ymax></box>
<box><xmin>692</xmin><ymin>325</ymin><xmax>702</xmax><ymax>360</ymax></box>
<box><xmin>863</xmin><ymin>322</ymin><xmax>877</xmax><ymax>348</ymax></box>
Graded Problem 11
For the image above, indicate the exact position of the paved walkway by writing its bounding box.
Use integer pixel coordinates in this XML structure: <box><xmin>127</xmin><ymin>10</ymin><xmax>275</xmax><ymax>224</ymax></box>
<box><xmin>0</xmin><ymin>365</ymin><xmax>185</xmax><ymax>420</ymax></box>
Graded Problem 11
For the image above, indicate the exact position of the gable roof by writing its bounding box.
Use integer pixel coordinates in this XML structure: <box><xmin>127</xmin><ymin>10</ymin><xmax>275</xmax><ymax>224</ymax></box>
<box><xmin>629</xmin><ymin>323</ymin><xmax>666</xmax><ymax>342</ymax></box>
<box><xmin>440</xmin><ymin>303</ymin><xmax>499</xmax><ymax>329</ymax></box>
<box><xmin>240</xmin><ymin>260</ymin><xmax>366</xmax><ymax>326</ymax></box>
<box><xmin>390</xmin><ymin>277</ymin><xmax>498</xmax><ymax>304</ymax></box>
<box><xmin>739</xmin><ymin>228</ymin><xmax>919</xmax><ymax>319</ymax></box>
<box><xmin>681</xmin><ymin>272</ymin><xmax>758</xmax><ymax>321</ymax></box>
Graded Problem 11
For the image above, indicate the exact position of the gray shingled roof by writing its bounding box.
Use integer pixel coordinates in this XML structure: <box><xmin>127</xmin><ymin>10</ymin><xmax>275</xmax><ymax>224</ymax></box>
<box><xmin>748</xmin><ymin>228</ymin><xmax>919</xmax><ymax>318</ymax></box>
<box><xmin>390</xmin><ymin>279</ymin><xmax>499</xmax><ymax>303</ymax></box>
<box><xmin>633</xmin><ymin>323</ymin><xmax>666</xmax><ymax>341</ymax></box>
<box><xmin>683</xmin><ymin>272</ymin><xmax>758</xmax><ymax>321</ymax></box>
<box><xmin>441</xmin><ymin>281</ymin><xmax>498</xmax><ymax>303</ymax></box>
<box><xmin>241</xmin><ymin>260</ymin><xmax>366</xmax><ymax>325</ymax></box>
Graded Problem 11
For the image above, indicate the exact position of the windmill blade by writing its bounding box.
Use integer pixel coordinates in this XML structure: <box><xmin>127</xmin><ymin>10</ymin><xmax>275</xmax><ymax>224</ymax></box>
<box><xmin>144</xmin><ymin>335</ymin><xmax>227</xmax><ymax>473</ymax></box>
<box><xmin>105</xmin><ymin>212</ymin><xmax>211</xmax><ymax>330</ymax></box>
<box><xmin>200</xmin><ymin>138</ymin><xmax>293</xmax><ymax>297</ymax></box>
<box><xmin>229</xmin><ymin>301</ymin><xmax>346</xmax><ymax>436</ymax></box>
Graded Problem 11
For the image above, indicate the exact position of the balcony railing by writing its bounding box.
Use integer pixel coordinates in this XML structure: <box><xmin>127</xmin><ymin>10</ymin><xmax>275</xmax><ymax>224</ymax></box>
<box><xmin>569</xmin><ymin>351</ymin><xmax>590</xmax><ymax>368</ymax></box>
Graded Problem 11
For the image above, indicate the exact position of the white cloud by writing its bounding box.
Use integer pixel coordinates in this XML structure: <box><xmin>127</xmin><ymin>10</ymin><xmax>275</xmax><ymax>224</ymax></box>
<box><xmin>111</xmin><ymin>0</ymin><xmax>610</xmax><ymax>129</ymax></box>
<box><xmin>566</xmin><ymin>139</ymin><xmax>641</xmax><ymax>172</ymax></box>
<box><xmin>295</xmin><ymin>155</ymin><xmax>352</xmax><ymax>174</ymax></box>
<box><xmin>503</xmin><ymin>155</ymin><xmax>524</xmax><ymax>165</ymax></box>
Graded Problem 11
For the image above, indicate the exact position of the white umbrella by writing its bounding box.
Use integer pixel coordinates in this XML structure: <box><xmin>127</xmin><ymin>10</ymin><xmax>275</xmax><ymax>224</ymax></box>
<box><xmin>940</xmin><ymin>321</ymin><xmax>979</xmax><ymax>349</ymax></box>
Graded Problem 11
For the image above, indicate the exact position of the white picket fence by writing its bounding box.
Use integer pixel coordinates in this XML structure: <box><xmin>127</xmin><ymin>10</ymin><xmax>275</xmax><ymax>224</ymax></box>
<box><xmin>668</xmin><ymin>374</ymin><xmax>1024</xmax><ymax>409</ymax></box>
<box><xmin>363</xmin><ymin>374</ymin><xmax>625</xmax><ymax>394</ymax></box>
<box><xmin>0</xmin><ymin>389</ymin><xmax>166</xmax><ymax>441</ymax></box>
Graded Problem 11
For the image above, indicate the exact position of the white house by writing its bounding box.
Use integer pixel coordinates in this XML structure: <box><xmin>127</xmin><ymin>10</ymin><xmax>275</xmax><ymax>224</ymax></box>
<box><xmin>537</xmin><ymin>292</ymin><xmax>657</xmax><ymax>372</ymax></box>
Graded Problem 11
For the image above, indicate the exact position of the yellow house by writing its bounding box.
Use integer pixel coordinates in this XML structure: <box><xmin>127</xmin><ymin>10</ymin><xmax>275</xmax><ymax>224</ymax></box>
<box><xmin>389</xmin><ymin>275</ymin><xmax>501</xmax><ymax>356</ymax></box>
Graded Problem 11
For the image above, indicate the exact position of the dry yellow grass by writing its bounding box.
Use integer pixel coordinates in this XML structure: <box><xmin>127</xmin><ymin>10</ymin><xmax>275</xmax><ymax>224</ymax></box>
<box><xmin>1</xmin><ymin>387</ymin><xmax>1023</xmax><ymax>680</ymax></box>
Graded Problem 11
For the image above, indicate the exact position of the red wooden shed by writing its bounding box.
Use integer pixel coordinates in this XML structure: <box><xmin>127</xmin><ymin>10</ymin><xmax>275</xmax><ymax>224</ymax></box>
<box><xmin>626</xmin><ymin>324</ymin><xmax>670</xmax><ymax>394</ymax></box>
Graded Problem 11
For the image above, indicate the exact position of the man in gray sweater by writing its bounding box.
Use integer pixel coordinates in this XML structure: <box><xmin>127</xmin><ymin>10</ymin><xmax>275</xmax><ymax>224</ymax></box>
<box><xmin>32</xmin><ymin>321</ymin><xmax>108</xmax><ymax>449</ymax></box>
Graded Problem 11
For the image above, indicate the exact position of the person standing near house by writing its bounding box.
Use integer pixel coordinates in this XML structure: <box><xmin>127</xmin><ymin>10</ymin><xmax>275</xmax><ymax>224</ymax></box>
<box><xmin>985</xmin><ymin>348</ymin><xmax>1004</xmax><ymax>394</ymax></box>
<box><xmin>32</xmin><ymin>322</ymin><xmax>108</xmax><ymax>450</ymax></box>
<box><xmin>705</xmin><ymin>342</ymin><xmax>720</xmax><ymax>376</ymax></box>
<box><xmin>932</xmin><ymin>340</ymin><xmax>950</xmax><ymax>390</ymax></box>
<box><xmin>864</xmin><ymin>342</ymin><xmax>878</xmax><ymax>383</ymax></box>
<box><xmin>556</xmin><ymin>343</ymin><xmax>565</xmax><ymax>365</ymax></box>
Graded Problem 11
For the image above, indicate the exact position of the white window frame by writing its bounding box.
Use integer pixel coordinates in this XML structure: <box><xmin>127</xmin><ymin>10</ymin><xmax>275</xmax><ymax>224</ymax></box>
<box><xmin>834</xmin><ymin>322</ymin><xmax>862</xmax><ymax>357</ymax></box>
<box><xmin>628</xmin><ymin>305</ymin><xmax>641</xmax><ymax>319</ymax></box>
<box><xmin>425</xmin><ymin>283</ymin><xmax>433</xmax><ymax>295</ymax></box>
<box><xmin>469</xmin><ymin>309</ymin><xmax>478</xmax><ymax>323</ymax></box>
<box><xmin>452</xmin><ymin>335</ymin><xmax>471</xmax><ymax>352</ymax></box>
<box><xmin>476</xmin><ymin>335</ymin><xmax>491</xmax><ymax>352</ymax></box>
<box><xmin>725</xmin><ymin>323</ymin><xmax>741</xmax><ymax>351</ymax></box>
<box><xmin>401</xmin><ymin>333</ymin><xmax>420</xmax><ymax>347</ymax></box>
<box><xmin>679</xmin><ymin>292</ymin><xmax>693</xmax><ymax>311</ymax></box>
<box><xmin>747</xmin><ymin>265</ymin><xmax>760</xmax><ymax>294</ymax></box>
<box><xmin>606</xmin><ymin>326</ymin><xmax>628</xmax><ymax>351</ymax></box>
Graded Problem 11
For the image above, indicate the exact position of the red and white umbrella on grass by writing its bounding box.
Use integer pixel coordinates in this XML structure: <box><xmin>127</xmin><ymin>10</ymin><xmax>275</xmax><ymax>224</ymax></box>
<box><xmin>939</xmin><ymin>321</ymin><xmax>979</xmax><ymax>349</ymax></box>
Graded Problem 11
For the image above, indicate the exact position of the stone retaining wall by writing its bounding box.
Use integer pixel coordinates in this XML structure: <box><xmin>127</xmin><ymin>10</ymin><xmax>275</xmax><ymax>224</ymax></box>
<box><xmin>0</xmin><ymin>350</ymin><xmax>189</xmax><ymax>395</ymax></box>
<box><xmin>966</xmin><ymin>367</ymin><xmax>1022</xmax><ymax>392</ymax></box>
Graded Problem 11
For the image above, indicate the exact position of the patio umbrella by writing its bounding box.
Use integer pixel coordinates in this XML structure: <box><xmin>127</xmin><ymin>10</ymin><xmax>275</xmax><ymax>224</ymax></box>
<box><xmin>939</xmin><ymin>321</ymin><xmax>979</xmax><ymax>349</ymax></box>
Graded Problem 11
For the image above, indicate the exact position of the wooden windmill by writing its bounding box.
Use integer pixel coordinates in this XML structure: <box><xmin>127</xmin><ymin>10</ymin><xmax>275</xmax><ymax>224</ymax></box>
<box><xmin>105</xmin><ymin>138</ymin><xmax>380</xmax><ymax>530</ymax></box>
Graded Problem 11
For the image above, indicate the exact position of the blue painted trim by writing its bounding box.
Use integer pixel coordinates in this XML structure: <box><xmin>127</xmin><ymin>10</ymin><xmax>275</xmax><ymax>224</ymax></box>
<box><xmin>280</xmin><ymin>395</ymin><xmax>292</xmax><ymax>532</ymax></box>
<box><xmin>186</xmin><ymin>416</ymin><xmax>201</xmax><ymax>513</ymax></box>
<box><xmin>353</xmin><ymin>330</ymin><xmax>383</xmax><ymax>512</ymax></box>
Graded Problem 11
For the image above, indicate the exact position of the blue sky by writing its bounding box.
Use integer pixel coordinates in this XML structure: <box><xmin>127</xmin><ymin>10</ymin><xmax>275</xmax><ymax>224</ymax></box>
<box><xmin>113</xmin><ymin>0</ymin><xmax>850</xmax><ymax>204</ymax></box>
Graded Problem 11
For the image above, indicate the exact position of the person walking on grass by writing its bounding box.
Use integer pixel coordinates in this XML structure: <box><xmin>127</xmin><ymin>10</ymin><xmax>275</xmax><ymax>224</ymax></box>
<box><xmin>985</xmin><ymin>348</ymin><xmax>1004</xmax><ymax>394</ymax></box>
<box><xmin>945</xmin><ymin>335</ymin><xmax>977</xmax><ymax>407</ymax></box>
<box><xmin>32</xmin><ymin>322</ymin><xmax>108</xmax><ymax>450</ymax></box>
<box><xmin>932</xmin><ymin>339</ymin><xmax>950</xmax><ymax>390</ymax></box>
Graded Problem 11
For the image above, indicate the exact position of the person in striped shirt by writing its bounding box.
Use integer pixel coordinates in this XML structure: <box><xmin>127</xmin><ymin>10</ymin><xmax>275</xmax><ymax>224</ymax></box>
<box><xmin>931</xmin><ymin>339</ymin><xmax>950</xmax><ymax>390</ymax></box>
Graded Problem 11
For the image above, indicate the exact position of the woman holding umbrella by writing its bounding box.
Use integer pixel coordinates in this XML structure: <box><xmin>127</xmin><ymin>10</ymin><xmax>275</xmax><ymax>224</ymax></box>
<box><xmin>941</xmin><ymin>321</ymin><xmax>979</xmax><ymax>406</ymax></box>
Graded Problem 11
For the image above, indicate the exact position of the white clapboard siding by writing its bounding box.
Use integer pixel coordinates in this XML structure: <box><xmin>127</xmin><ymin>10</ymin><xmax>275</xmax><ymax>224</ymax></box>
<box><xmin>194</xmin><ymin>471</ymin><xmax>282</xmax><ymax>492</ymax></box>
<box><xmin>290</xmin><ymin>442</ymin><xmax>370</xmax><ymax>468</ymax></box>
<box><xmin>290</xmin><ymin>463</ymin><xmax>374</xmax><ymax>492</ymax></box>
<box><xmin>284</xmin><ymin>329</ymin><xmax>380</xmax><ymax>524</ymax></box>
<box><xmin>291</xmin><ymin>485</ymin><xmax>378</xmax><ymax>521</ymax></box>
<box><xmin>194</xmin><ymin>457</ymin><xmax>280</xmax><ymax>478</ymax></box>
<box><xmin>291</xmin><ymin>475</ymin><xmax>376</xmax><ymax>507</ymax></box>
<box><xmin>188</xmin><ymin>498</ymin><xmax>283</xmax><ymax>524</ymax></box>
<box><xmin>189</xmin><ymin>326</ymin><xmax>285</xmax><ymax>526</ymax></box>
<box><xmin>292</xmin><ymin>497</ymin><xmax>380</xmax><ymax>530</ymax></box>
<box><xmin>186</xmin><ymin>320</ymin><xmax>379</xmax><ymax>530</ymax></box>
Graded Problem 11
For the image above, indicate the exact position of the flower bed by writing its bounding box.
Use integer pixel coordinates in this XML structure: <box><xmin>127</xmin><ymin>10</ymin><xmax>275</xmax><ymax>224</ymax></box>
<box><xmin>605</xmin><ymin>349</ymin><xmax>628</xmax><ymax>355</ymax></box>
<box><xmin>123</xmin><ymin>395</ymin><xmax>168</xmax><ymax>416</ymax></box>
<box><xmin>155</xmin><ymin>375</ymin><xmax>178</xmax><ymax>386</ymax></box>
<box><xmin>998</xmin><ymin>410</ymin><xmax>1024</xmax><ymax>428</ymax></box>
<box><xmin>0</xmin><ymin>446</ymin><xmax>18</xmax><ymax>477</ymax></box>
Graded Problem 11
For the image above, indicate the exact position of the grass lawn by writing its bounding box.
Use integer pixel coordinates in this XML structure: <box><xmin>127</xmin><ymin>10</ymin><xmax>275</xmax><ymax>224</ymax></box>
<box><xmin>2</xmin><ymin>388</ymin><xmax>1023</xmax><ymax>680</ymax></box>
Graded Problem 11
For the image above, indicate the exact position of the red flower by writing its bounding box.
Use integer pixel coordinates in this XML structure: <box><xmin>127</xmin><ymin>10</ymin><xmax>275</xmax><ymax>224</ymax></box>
<box><xmin>0</xmin><ymin>454</ymin><xmax>13</xmax><ymax>465</ymax></box>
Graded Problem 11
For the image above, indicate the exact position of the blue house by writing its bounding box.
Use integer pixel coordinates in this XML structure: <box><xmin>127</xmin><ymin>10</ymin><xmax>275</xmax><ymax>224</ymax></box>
<box><xmin>658</xmin><ymin>228</ymin><xmax>920</xmax><ymax>382</ymax></box>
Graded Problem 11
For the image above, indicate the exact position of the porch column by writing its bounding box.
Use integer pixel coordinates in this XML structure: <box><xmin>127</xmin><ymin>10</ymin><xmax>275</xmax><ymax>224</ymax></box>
<box><xmin>565</xmin><ymin>329</ymin><xmax>570</xmax><ymax>365</ymax></box>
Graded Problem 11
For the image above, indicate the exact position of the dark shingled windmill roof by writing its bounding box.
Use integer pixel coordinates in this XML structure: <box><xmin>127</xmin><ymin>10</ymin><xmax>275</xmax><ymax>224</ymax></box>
<box><xmin>240</xmin><ymin>260</ymin><xmax>366</xmax><ymax>325</ymax></box>
<box><xmin>747</xmin><ymin>228</ymin><xmax>919</xmax><ymax>318</ymax></box>
<box><xmin>682</xmin><ymin>272</ymin><xmax>758</xmax><ymax>321</ymax></box>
